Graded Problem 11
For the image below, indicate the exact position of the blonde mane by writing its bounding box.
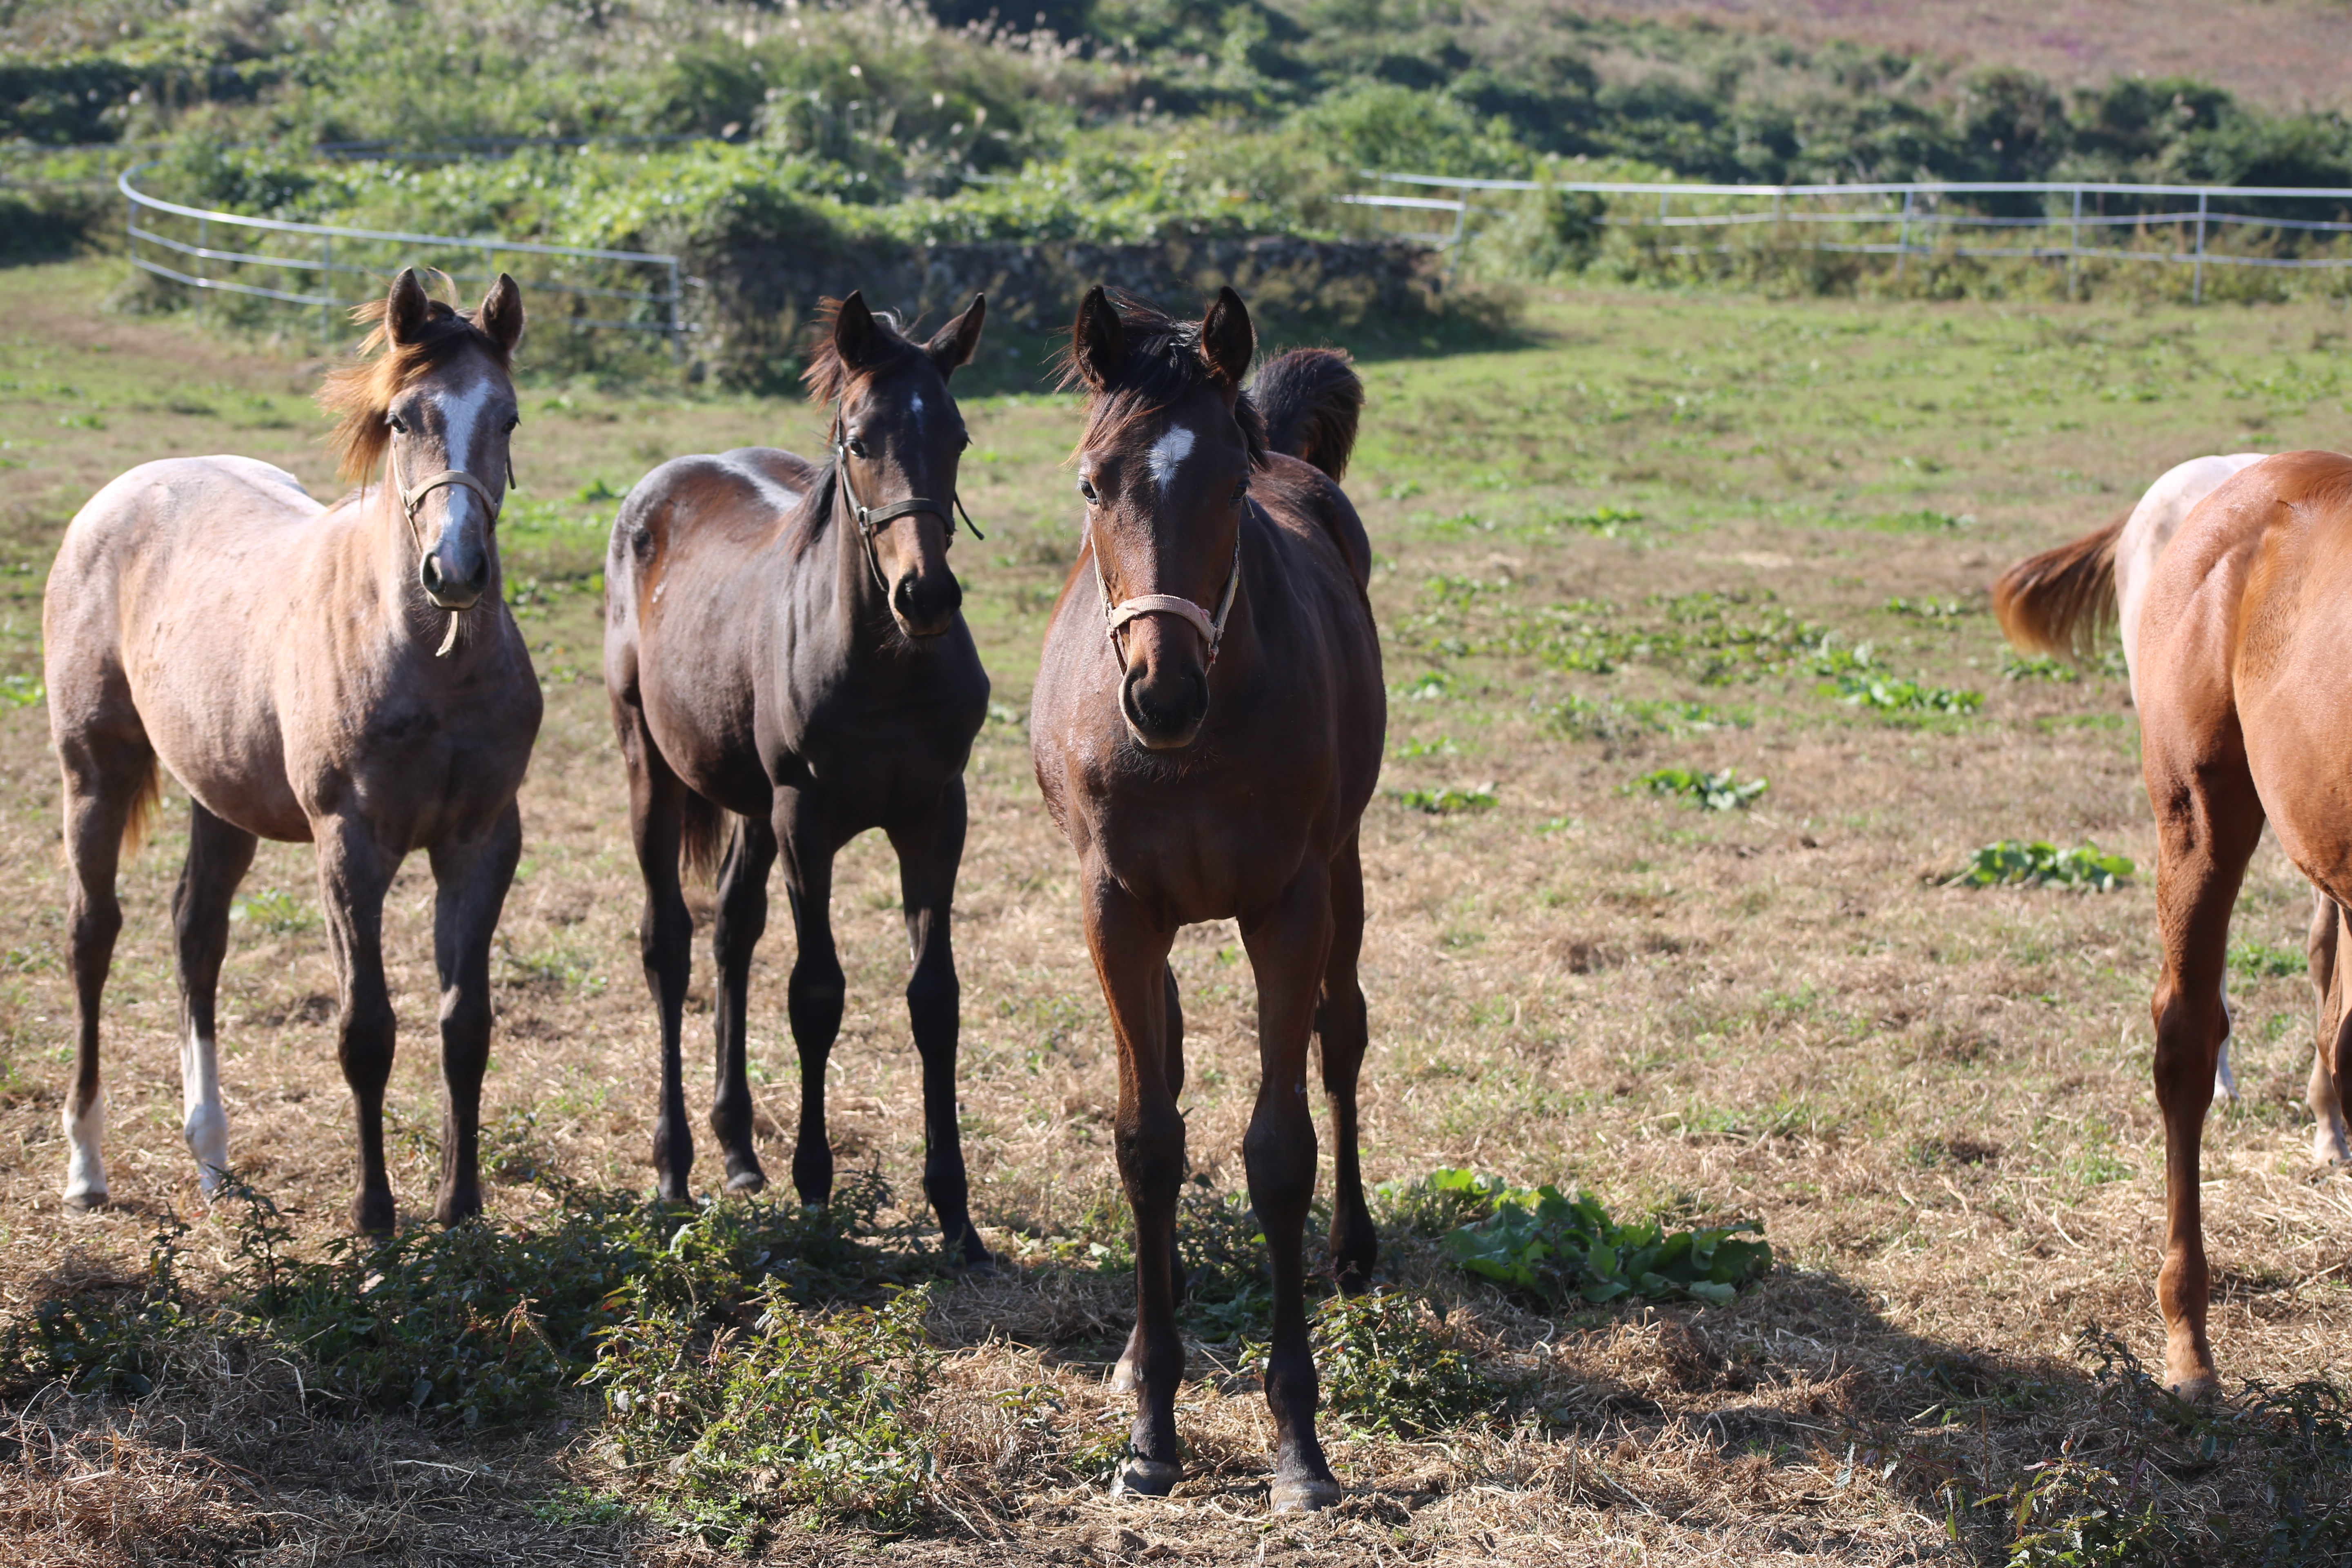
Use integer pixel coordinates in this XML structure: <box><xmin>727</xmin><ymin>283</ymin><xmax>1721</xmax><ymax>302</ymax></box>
<box><xmin>316</xmin><ymin>286</ymin><xmax>513</xmax><ymax>484</ymax></box>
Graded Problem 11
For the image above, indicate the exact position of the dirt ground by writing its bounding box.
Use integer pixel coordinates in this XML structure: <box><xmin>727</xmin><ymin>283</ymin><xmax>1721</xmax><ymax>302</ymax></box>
<box><xmin>4</xmin><ymin>258</ymin><xmax>2352</xmax><ymax>1563</ymax></box>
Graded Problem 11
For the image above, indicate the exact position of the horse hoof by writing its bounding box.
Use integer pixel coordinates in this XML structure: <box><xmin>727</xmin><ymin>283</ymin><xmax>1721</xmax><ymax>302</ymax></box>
<box><xmin>61</xmin><ymin>1188</ymin><xmax>107</xmax><ymax>1215</ymax></box>
<box><xmin>1270</xmin><ymin>1477</ymin><xmax>1343</xmax><ymax>1514</ymax></box>
<box><xmin>723</xmin><ymin>1169</ymin><xmax>766</xmax><ymax>1195</ymax></box>
<box><xmin>2167</xmin><ymin>1373</ymin><xmax>2225</xmax><ymax>1403</ymax></box>
<box><xmin>957</xmin><ymin>1247</ymin><xmax>999</xmax><ymax>1278</ymax></box>
<box><xmin>1112</xmin><ymin>1458</ymin><xmax>1183</xmax><ymax>1498</ymax></box>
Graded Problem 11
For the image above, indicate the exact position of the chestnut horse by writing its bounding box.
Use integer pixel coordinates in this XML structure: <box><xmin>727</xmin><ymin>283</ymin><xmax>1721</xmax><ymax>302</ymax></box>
<box><xmin>604</xmin><ymin>292</ymin><xmax>992</xmax><ymax>1264</ymax></box>
<box><xmin>42</xmin><ymin>268</ymin><xmax>541</xmax><ymax>1230</ymax></box>
<box><xmin>1996</xmin><ymin>449</ymin><xmax>2352</xmax><ymax>1395</ymax></box>
<box><xmin>1031</xmin><ymin>287</ymin><xmax>1377</xmax><ymax>1511</ymax></box>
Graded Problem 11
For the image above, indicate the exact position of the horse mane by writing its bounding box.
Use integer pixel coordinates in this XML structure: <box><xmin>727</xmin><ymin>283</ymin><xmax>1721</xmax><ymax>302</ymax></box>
<box><xmin>1055</xmin><ymin>294</ymin><xmax>1269</xmax><ymax>468</ymax></box>
<box><xmin>317</xmin><ymin>285</ymin><xmax>514</xmax><ymax>485</ymax></box>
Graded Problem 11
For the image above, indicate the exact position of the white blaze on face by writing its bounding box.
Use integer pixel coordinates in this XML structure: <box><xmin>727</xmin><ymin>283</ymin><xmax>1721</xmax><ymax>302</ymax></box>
<box><xmin>1147</xmin><ymin>424</ymin><xmax>1196</xmax><ymax>494</ymax></box>
<box><xmin>909</xmin><ymin>390</ymin><xmax>927</xmax><ymax>437</ymax></box>
<box><xmin>432</xmin><ymin>376</ymin><xmax>502</xmax><ymax>531</ymax></box>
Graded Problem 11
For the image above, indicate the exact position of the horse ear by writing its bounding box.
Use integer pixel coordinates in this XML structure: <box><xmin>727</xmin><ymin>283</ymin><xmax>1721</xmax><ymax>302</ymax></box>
<box><xmin>925</xmin><ymin>292</ymin><xmax>985</xmax><ymax>377</ymax></box>
<box><xmin>385</xmin><ymin>267</ymin><xmax>430</xmax><ymax>345</ymax></box>
<box><xmin>1070</xmin><ymin>286</ymin><xmax>1123</xmax><ymax>390</ymax></box>
<box><xmin>833</xmin><ymin>290</ymin><xmax>879</xmax><ymax>369</ymax></box>
<box><xmin>477</xmin><ymin>273</ymin><xmax>525</xmax><ymax>356</ymax></box>
<box><xmin>1199</xmin><ymin>286</ymin><xmax>1254</xmax><ymax>388</ymax></box>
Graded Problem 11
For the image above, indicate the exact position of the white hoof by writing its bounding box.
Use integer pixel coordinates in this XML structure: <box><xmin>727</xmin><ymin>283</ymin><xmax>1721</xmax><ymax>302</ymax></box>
<box><xmin>61</xmin><ymin>1098</ymin><xmax>106</xmax><ymax>1213</ymax></box>
<box><xmin>185</xmin><ymin>1102</ymin><xmax>230</xmax><ymax>1201</ymax></box>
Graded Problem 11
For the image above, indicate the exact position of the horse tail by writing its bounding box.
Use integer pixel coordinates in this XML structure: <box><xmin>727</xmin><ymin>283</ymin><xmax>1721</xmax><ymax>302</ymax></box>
<box><xmin>1993</xmin><ymin>508</ymin><xmax>2127</xmax><ymax>660</ymax></box>
<box><xmin>1250</xmin><ymin>348</ymin><xmax>1364</xmax><ymax>482</ymax></box>
<box><xmin>679</xmin><ymin>792</ymin><xmax>724</xmax><ymax>885</ymax></box>
<box><xmin>120</xmin><ymin>755</ymin><xmax>163</xmax><ymax>862</ymax></box>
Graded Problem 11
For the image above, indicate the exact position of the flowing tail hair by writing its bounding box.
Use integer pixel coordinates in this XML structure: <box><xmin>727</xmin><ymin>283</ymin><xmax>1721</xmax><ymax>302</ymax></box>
<box><xmin>1249</xmin><ymin>347</ymin><xmax>1363</xmax><ymax>481</ymax></box>
<box><xmin>1993</xmin><ymin>508</ymin><xmax>2128</xmax><ymax>660</ymax></box>
<box><xmin>679</xmin><ymin>792</ymin><xmax>726</xmax><ymax>884</ymax></box>
<box><xmin>119</xmin><ymin>756</ymin><xmax>163</xmax><ymax>861</ymax></box>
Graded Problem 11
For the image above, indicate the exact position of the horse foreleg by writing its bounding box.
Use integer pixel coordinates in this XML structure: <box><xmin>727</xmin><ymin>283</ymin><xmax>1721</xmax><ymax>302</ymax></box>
<box><xmin>173</xmin><ymin>802</ymin><xmax>256</xmax><ymax>1202</ymax></box>
<box><xmin>1111</xmin><ymin>963</ymin><xmax>1190</xmax><ymax>1391</ymax></box>
<box><xmin>1086</xmin><ymin>882</ymin><xmax>1185</xmax><ymax>1498</ymax></box>
<box><xmin>1318</xmin><ymin>831</ymin><xmax>1376</xmax><ymax>1294</ymax></box>
<box><xmin>1240</xmin><ymin>861</ymin><xmax>1342</xmax><ymax>1514</ymax></box>
<box><xmin>56</xmin><ymin>748</ymin><xmax>144</xmax><ymax>1213</ymax></box>
<box><xmin>889</xmin><ymin>779</ymin><xmax>987</xmax><ymax>1266</ymax></box>
<box><xmin>776</xmin><ymin>788</ymin><xmax>844</xmax><ymax>1208</ymax></box>
<box><xmin>428</xmin><ymin>801</ymin><xmax>521</xmax><ymax>1224</ymax></box>
<box><xmin>621</xmin><ymin>713</ymin><xmax>695</xmax><ymax>1201</ymax></box>
<box><xmin>2147</xmin><ymin>754</ymin><xmax>2263</xmax><ymax>1397</ymax></box>
<box><xmin>711</xmin><ymin>813</ymin><xmax>777</xmax><ymax>1194</ymax></box>
<box><xmin>2309</xmin><ymin>892</ymin><xmax>2351</xmax><ymax>1164</ymax></box>
<box><xmin>316</xmin><ymin>815</ymin><xmax>399</xmax><ymax>1234</ymax></box>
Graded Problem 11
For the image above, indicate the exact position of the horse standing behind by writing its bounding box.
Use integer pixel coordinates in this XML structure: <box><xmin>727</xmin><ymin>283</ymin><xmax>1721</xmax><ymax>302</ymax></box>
<box><xmin>42</xmin><ymin>268</ymin><xmax>541</xmax><ymax>1230</ymax></box>
<box><xmin>603</xmin><ymin>292</ymin><xmax>993</xmax><ymax>1263</ymax></box>
<box><xmin>1030</xmin><ymin>286</ymin><xmax>1379</xmax><ymax>1512</ymax></box>
<box><xmin>1996</xmin><ymin>448</ymin><xmax>2352</xmax><ymax>1394</ymax></box>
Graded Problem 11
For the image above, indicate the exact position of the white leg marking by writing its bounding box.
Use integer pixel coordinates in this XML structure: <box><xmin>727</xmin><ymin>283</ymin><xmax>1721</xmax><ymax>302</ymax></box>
<box><xmin>2215</xmin><ymin>978</ymin><xmax>2238</xmax><ymax>1105</ymax></box>
<box><xmin>182</xmin><ymin>1023</ymin><xmax>229</xmax><ymax>1200</ymax></box>
<box><xmin>61</xmin><ymin>1094</ymin><xmax>105</xmax><ymax>1209</ymax></box>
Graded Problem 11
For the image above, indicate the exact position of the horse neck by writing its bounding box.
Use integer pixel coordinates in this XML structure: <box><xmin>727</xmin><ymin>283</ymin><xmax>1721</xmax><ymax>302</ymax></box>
<box><xmin>814</xmin><ymin>462</ymin><xmax>898</xmax><ymax>653</ymax></box>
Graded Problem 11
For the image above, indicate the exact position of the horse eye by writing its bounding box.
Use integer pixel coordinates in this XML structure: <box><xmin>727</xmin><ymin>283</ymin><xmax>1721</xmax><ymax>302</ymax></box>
<box><xmin>1077</xmin><ymin>478</ymin><xmax>1100</xmax><ymax>505</ymax></box>
<box><xmin>1230</xmin><ymin>480</ymin><xmax>1248</xmax><ymax>505</ymax></box>
<box><xmin>388</xmin><ymin>414</ymin><xmax>408</xmax><ymax>434</ymax></box>
<box><xmin>504</xmin><ymin>416</ymin><xmax>520</xmax><ymax>433</ymax></box>
<box><xmin>848</xmin><ymin>436</ymin><xmax>870</xmax><ymax>459</ymax></box>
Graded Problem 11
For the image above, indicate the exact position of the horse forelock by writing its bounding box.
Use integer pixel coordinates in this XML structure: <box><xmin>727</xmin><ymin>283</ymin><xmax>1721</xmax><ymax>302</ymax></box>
<box><xmin>318</xmin><ymin>296</ymin><xmax>513</xmax><ymax>485</ymax></box>
<box><xmin>1056</xmin><ymin>295</ymin><xmax>1268</xmax><ymax>472</ymax></box>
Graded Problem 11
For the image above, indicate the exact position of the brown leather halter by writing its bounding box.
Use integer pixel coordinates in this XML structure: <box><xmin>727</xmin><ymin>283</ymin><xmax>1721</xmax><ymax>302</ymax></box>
<box><xmin>829</xmin><ymin>420</ymin><xmax>983</xmax><ymax>600</ymax></box>
<box><xmin>388</xmin><ymin>433</ymin><xmax>513</xmax><ymax>657</ymax></box>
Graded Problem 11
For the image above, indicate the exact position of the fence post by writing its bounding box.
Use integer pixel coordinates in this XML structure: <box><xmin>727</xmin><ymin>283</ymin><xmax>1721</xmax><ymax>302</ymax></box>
<box><xmin>319</xmin><ymin>232</ymin><xmax>332</xmax><ymax>354</ymax></box>
<box><xmin>2068</xmin><ymin>186</ymin><xmax>2081</xmax><ymax>301</ymax></box>
<box><xmin>667</xmin><ymin>258</ymin><xmax>684</xmax><ymax>363</ymax></box>
<box><xmin>1895</xmin><ymin>188</ymin><xmax>1913</xmax><ymax>282</ymax></box>
<box><xmin>2194</xmin><ymin>189</ymin><xmax>2209</xmax><ymax>304</ymax></box>
<box><xmin>196</xmin><ymin>213</ymin><xmax>208</xmax><ymax>318</ymax></box>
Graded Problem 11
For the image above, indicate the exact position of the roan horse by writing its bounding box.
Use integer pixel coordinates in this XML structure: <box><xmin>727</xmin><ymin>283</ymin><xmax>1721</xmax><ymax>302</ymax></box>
<box><xmin>1995</xmin><ymin>448</ymin><xmax>2352</xmax><ymax>1395</ymax></box>
<box><xmin>42</xmin><ymin>267</ymin><xmax>541</xmax><ymax>1230</ymax></box>
<box><xmin>604</xmin><ymin>292</ymin><xmax>992</xmax><ymax>1263</ymax></box>
<box><xmin>1031</xmin><ymin>287</ymin><xmax>1378</xmax><ymax>1511</ymax></box>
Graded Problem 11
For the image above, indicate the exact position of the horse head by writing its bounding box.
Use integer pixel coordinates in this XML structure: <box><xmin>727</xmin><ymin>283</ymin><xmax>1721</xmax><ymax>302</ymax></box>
<box><xmin>1065</xmin><ymin>284</ymin><xmax>1262</xmax><ymax>751</ymax></box>
<box><xmin>811</xmin><ymin>290</ymin><xmax>986</xmax><ymax>640</ymax></box>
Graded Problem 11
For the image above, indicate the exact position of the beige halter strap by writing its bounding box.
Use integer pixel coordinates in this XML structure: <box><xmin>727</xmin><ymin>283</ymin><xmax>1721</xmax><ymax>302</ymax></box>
<box><xmin>1096</xmin><ymin>530</ymin><xmax>1242</xmax><ymax>669</ymax></box>
<box><xmin>388</xmin><ymin>436</ymin><xmax>513</xmax><ymax>657</ymax></box>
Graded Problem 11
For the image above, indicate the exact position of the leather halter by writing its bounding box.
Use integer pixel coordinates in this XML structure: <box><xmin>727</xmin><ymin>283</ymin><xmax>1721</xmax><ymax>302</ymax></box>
<box><xmin>829</xmin><ymin>419</ymin><xmax>983</xmax><ymax>600</ymax></box>
<box><xmin>1094</xmin><ymin>520</ymin><xmax>1243</xmax><ymax>670</ymax></box>
<box><xmin>388</xmin><ymin>432</ymin><xmax>513</xmax><ymax>657</ymax></box>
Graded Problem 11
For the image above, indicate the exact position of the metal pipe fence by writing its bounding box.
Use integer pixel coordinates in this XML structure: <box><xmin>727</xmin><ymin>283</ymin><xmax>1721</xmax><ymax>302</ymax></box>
<box><xmin>1342</xmin><ymin>175</ymin><xmax>2352</xmax><ymax>301</ymax></box>
<box><xmin>119</xmin><ymin>164</ymin><xmax>693</xmax><ymax>355</ymax></box>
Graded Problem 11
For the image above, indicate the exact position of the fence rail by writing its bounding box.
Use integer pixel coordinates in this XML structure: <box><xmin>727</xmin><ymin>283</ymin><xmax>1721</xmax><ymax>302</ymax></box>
<box><xmin>119</xmin><ymin>164</ymin><xmax>692</xmax><ymax>353</ymax></box>
<box><xmin>1344</xmin><ymin>175</ymin><xmax>2352</xmax><ymax>298</ymax></box>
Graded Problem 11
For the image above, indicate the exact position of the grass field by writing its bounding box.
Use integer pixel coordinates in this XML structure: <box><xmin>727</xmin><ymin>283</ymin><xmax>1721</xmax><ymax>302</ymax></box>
<box><xmin>5</xmin><ymin>260</ymin><xmax>2352</xmax><ymax>1564</ymax></box>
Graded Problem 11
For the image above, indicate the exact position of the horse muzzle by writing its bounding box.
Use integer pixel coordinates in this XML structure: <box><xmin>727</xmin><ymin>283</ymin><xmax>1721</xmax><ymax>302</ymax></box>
<box><xmin>1119</xmin><ymin>659</ymin><xmax>1208</xmax><ymax>751</ymax></box>
<box><xmin>420</xmin><ymin>554</ymin><xmax>487</xmax><ymax>611</ymax></box>
<box><xmin>890</xmin><ymin>570</ymin><xmax>962</xmax><ymax>640</ymax></box>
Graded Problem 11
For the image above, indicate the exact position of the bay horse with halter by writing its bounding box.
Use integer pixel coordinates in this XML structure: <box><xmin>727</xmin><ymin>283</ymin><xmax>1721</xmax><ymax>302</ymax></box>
<box><xmin>1996</xmin><ymin>448</ymin><xmax>2352</xmax><ymax>1395</ymax></box>
<box><xmin>604</xmin><ymin>292</ymin><xmax>992</xmax><ymax>1263</ymax></box>
<box><xmin>1031</xmin><ymin>286</ymin><xmax>1378</xmax><ymax>1511</ymax></box>
<box><xmin>42</xmin><ymin>268</ymin><xmax>540</xmax><ymax>1231</ymax></box>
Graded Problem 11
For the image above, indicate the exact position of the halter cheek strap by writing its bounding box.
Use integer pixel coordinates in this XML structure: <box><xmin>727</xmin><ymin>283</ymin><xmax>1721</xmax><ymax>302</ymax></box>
<box><xmin>829</xmin><ymin>419</ymin><xmax>985</xmax><ymax>601</ymax></box>
<box><xmin>1095</xmin><ymin>526</ymin><xmax>1243</xmax><ymax>669</ymax></box>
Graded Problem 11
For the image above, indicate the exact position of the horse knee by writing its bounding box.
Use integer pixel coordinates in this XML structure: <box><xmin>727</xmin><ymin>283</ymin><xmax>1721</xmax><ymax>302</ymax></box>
<box><xmin>1243</xmin><ymin>1105</ymin><xmax>1318</xmax><ymax>1220</ymax></box>
<box><xmin>906</xmin><ymin>965</ymin><xmax>959</xmax><ymax>1042</ymax></box>
<box><xmin>1113</xmin><ymin>1103</ymin><xmax>1185</xmax><ymax>1202</ymax></box>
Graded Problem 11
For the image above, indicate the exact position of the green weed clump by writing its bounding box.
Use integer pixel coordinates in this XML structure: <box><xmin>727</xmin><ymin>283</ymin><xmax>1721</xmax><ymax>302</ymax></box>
<box><xmin>1637</xmin><ymin>766</ymin><xmax>1768</xmax><ymax>811</ymax></box>
<box><xmin>1542</xmin><ymin>694</ymin><xmax>1743</xmax><ymax>745</ymax></box>
<box><xmin>1396</xmin><ymin>1171</ymin><xmax>1772</xmax><ymax>1309</ymax></box>
<box><xmin>1399</xmin><ymin>783</ymin><xmax>1499</xmax><ymax>814</ymax></box>
<box><xmin>1303</xmin><ymin>1290</ymin><xmax>1497</xmax><ymax>1438</ymax></box>
<box><xmin>592</xmin><ymin>1284</ymin><xmax>940</xmax><ymax>1541</ymax></box>
<box><xmin>1947</xmin><ymin>841</ymin><xmax>2134</xmax><ymax>892</ymax></box>
<box><xmin>1826</xmin><ymin>672</ymin><xmax>1984</xmax><ymax>715</ymax></box>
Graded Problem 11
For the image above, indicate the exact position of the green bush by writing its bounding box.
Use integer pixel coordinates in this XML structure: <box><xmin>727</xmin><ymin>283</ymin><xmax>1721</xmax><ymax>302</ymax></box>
<box><xmin>1636</xmin><ymin>766</ymin><xmax>1767</xmax><ymax>811</ymax></box>
<box><xmin>1305</xmin><ymin>1290</ymin><xmax>1497</xmax><ymax>1438</ymax></box>
<box><xmin>1946</xmin><ymin>841</ymin><xmax>2135</xmax><ymax>893</ymax></box>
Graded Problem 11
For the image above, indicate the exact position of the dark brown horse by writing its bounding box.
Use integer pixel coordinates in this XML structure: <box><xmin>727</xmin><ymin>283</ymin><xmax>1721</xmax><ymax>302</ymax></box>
<box><xmin>1998</xmin><ymin>450</ymin><xmax>2352</xmax><ymax>1396</ymax></box>
<box><xmin>42</xmin><ymin>268</ymin><xmax>541</xmax><ymax>1230</ymax></box>
<box><xmin>1030</xmin><ymin>287</ymin><xmax>1379</xmax><ymax>1511</ymax></box>
<box><xmin>604</xmin><ymin>292</ymin><xmax>992</xmax><ymax>1263</ymax></box>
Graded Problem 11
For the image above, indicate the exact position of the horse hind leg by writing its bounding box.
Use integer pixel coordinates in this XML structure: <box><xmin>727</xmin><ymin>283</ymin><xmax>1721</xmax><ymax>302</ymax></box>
<box><xmin>2313</xmin><ymin>893</ymin><xmax>2352</xmax><ymax>1165</ymax></box>
<box><xmin>173</xmin><ymin>800</ymin><xmax>257</xmax><ymax>1201</ymax></box>
<box><xmin>56</xmin><ymin>737</ymin><xmax>157</xmax><ymax>1212</ymax></box>
<box><xmin>1317</xmin><ymin>831</ymin><xmax>1377</xmax><ymax>1293</ymax></box>
<box><xmin>710</xmin><ymin>812</ymin><xmax>777</xmax><ymax>1195</ymax></box>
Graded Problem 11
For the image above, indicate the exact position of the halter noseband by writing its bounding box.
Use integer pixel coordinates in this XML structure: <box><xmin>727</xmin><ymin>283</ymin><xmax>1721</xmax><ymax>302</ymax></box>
<box><xmin>1094</xmin><ymin>520</ymin><xmax>1243</xmax><ymax>670</ymax></box>
<box><xmin>829</xmin><ymin>419</ymin><xmax>984</xmax><ymax>600</ymax></box>
<box><xmin>388</xmin><ymin>432</ymin><xmax>513</xmax><ymax>658</ymax></box>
